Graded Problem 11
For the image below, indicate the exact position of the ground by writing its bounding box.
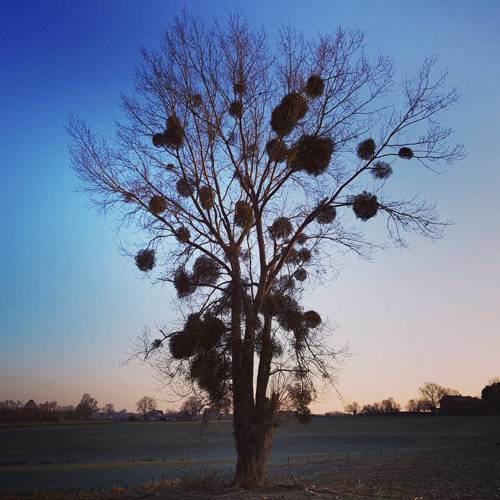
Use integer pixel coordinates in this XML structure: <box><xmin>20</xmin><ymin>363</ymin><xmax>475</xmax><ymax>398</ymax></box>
<box><xmin>1</xmin><ymin>415</ymin><xmax>499</xmax><ymax>498</ymax></box>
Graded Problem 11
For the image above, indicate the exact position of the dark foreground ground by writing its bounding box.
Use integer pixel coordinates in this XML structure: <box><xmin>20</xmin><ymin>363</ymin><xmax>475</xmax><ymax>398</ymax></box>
<box><xmin>1</xmin><ymin>415</ymin><xmax>499</xmax><ymax>498</ymax></box>
<box><xmin>1</xmin><ymin>445</ymin><xmax>499</xmax><ymax>499</ymax></box>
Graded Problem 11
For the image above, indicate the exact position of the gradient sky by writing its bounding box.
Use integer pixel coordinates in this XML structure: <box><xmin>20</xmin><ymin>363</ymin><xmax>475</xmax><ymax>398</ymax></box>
<box><xmin>1</xmin><ymin>0</ymin><xmax>499</xmax><ymax>413</ymax></box>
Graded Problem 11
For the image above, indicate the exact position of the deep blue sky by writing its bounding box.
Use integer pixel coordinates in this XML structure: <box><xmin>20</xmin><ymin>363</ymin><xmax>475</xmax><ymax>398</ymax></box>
<box><xmin>1</xmin><ymin>0</ymin><xmax>499</xmax><ymax>412</ymax></box>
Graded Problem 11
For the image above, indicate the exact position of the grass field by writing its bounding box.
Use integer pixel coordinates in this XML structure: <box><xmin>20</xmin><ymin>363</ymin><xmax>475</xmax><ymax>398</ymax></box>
<box><xmin>1</xmin><ymin>415</ymin><xmax>499</xmax><ymax>495</ymax></box>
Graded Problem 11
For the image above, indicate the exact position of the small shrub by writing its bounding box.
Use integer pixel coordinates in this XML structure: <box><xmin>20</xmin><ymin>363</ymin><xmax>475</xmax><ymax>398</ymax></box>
<box><xmin>191</xmin><ymin>93</ymin><xmax>203</xmax><ymax>107</ymax></box>
<box><xmin>286</xmin><ymin>247</ymin><xmax>300</xmax><ymax>264</ymax></box>
<box><xmin>176</xmin><ymin>226</ymin><xmax>191</xmax><ymax>243</ymax></box>
<box><xmin>357</xmin><ymin>138</ymin><xmax>376</xmax><ymax>160</ymax></box>
<box><xmin>170</xmin><ymin>330</ymin><xmax>197</xmax><ymax>359</ymax></box>
<box><xmin>303</xmin><ymin>310</ymin><xmax>321</xmax><ymax>328</ymax></box>
<box><xmin>288</xmin><ymin>135</ymin><xmax>334</xmax><ymax>176</ymax></box>
<box><xmin>277</xmin><ymin>309</ymin><xmax>303</xmax><ymax>332</ymax></box>
<box><xmin>199</xmin><ymin>186</ymin><xmax>214</xmax><ymax>209</ymax></box>
<box><xmin>245</xmin><ymin>143</ymin><xmax>258</xmax><ymax>159</ymax></box>
<box><xmin>174</xmin><ymin>268</ymin><xmax>196</xmax><ymax>298</ymax></box>
<box><xmin>277</xmin><ymin>274</ymin><xmax>295</xmax><ymax>290</ymax></box>
<box><xmin>296</xmin><ymin>233</ymin><xmax>308</xmax><ymax>245</ymax></box>
<box><xmin>135</xmin><ymin>249</ymin><xmax>155</xmax><ymax>272</ymax></box>
<box><xmin>372</xmin><ymin>161</ymin><xmax>393</xmax><ymax>179</ymax></box>
<box><xmin>352</xmin><ymin>191</ymin><xmax>378</xmax><ymax>221</ymax></box>
<box><xmin>263</xmin><ymin>292</ymin><xmax>298</xmax><ymax>317</ymax></box>
<box><xmin>151</xmin><ymin>338</ymin><xmax>162</xmax><ymax>349</ymax></box>
<box><xmin>399</xmin><ymin>146</ymin><xmax>414</xmax><ymax>159</ymax></box>
<box><xmin>192</xmin><ymin>256</ymin><xmax>220</xmax><ymax>285</ymax></box>
<box><xmin>297</xmin><ymin>248</ymin><xmax>312</xmax><ymax>263</ymax></box>
<box><xmin>305</xmin><ymin>74</ymin><xmax>325</xmax><ymax>98</ymax></box>
<box><xmin>152</xmin><ymin>132</ymin><xmax>165</xmax><ymax>148</ymax></box>
<box><xmin>176</xmin><ymin>178</ymin><xmax>192</xmax><ymax>198</ymax></box>
<box><xmin>229</xmin><ymin>100</ymin><xmax>243</xmax><ymax>118</ymax></box>
<box><xmin>163</xmin><ymin>115</ymin><xmax>185</xmax><ymax>149</ymax></box>
<box><xmin>198</xmin><ymin>315</ymin><xmax>226</xmax><ymax>348</ymax></box>
<box><xmin>294</xmin><ymin>268</ymin><xmax>308</xmax><ymax>282</ymax></box>
<box><xmin>148</xmin><ymin>195</ymin><xmax>167</xmax><ymax>214</ymax></box>
<box><xmin>270</xmin><ymin>217</ymin><xmax>293</xmax><ymax>239</ymax></box>
<box><xmin>271</xmin><ymin>92</ymin><xmax>308</xmax><ymax>136</ymax></box>
<box><xmin>316</xmin><ymin>205</ymin><xmax>336</xmax><ymax>224</ymax></box>
<box><xmin>234</xmin><ymin>200</ymin><xmax>254</xmax><ymax>228</ymax></box>
<box><xmin>265</xmin><ymin>138</ymin><xmax>288</xmax><ymax>163</ymax></box>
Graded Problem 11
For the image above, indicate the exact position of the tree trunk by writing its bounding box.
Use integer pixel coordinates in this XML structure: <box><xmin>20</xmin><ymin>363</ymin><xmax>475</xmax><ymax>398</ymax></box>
<box><xmin>232</xmin><ymin>416</ymin><xmax>275</xmax><ymax>488</ymax></box>
<box><xmin>229</xmin><ymin>264</ymin><xmax>276</xmax><ymax>488</ymax></box>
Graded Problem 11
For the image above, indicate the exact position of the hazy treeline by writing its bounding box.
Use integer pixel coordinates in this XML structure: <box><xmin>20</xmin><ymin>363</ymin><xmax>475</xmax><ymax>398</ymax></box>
<box><xmin>0</xmin><ymin>393</ymin><xmax>122</xmax><ymax>423</ymax></box>
<box><xmin>342</xmin><ymin>379</ymin><xmax>500</xmax><ymax>416</ymax></box>
<box><xmin>0</xmin><ymin>393</ymin><xmax>228</xmax><ymax>424</ymax></box>
<box><xmin>3</xmin><ymin>379</ymin><xmax>498</xmax><ymax>423</ymax></box>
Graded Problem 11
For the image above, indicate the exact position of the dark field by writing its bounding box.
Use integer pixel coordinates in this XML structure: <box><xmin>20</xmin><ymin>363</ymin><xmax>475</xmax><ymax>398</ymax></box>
<box><xmin>1</xmin><ymin>415</ymin><xmax>499</xmax><ymax>496</ymax></box>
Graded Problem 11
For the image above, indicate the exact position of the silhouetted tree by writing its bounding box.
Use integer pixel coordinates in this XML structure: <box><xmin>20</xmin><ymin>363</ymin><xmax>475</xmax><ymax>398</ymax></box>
<box><xmin>345</xmin><ymin>401</ymin><xmax>360</xmax><ymax>415</ymax></box>
<box><xmin>61</xmin><ymin>405</ymin><xmax>77</xmax><ymax>421</ymax></box>
<box><xmin>481</xmin><ymin>381</ymin><xmax>500</xmax><ymax>412</ymax></box>
<box><xmin>136</xmin><ymin>395</ymin><xmax>157</xmax><ymax>418</ymax></box>
<box><xmin>75</xmin><ymin>393</ymin><xmax>98</xmax><ymax>420</ymax></box>
<box><xmin>180</xmin><ymin>395</ymin><xmax>204</xmax><ymax>418</ymax></box>
<box><xmin>380</xmin><ymin>397</ymin><xmax>401</xmax><ymax>413</ymax></box>
<box><xmin>406</xmin><ymin>398</ymin><xmax>429</xmax><ymax>412</ymax></box>
<box><xmin>361</xmin><ymin>398</ymin><xmax>400</xmax><ymax>414</ymax></box>
<box><xmin>68</xmin><ymin>14</ymin><xmax>462</xmax><ymax>487</ymax></box>
<box><xmin>39</xmin><ymin>401</ymin><xmax>58</xmax><ymax>421</ymax></box>
<box><xmin>361</xmin><ymin>402</ymin><xmax>381</xmax><ymax>415</ymax></box>
<box><xmin>418</xmin><ymin>382</ymin><xmax>460</xmax><ymax>413</ymax></box>
<box><xmin>23</xmin><ymin>399</ymin><xmax>39</xmax><ymax>421</ymax></box>
<box><xmin>0</xmin><ymin>401</ymin><xmax>79</xmax><ymax>423</ymax></box>
<box><xmin>103</xmin><ymin>403</ymin><xmax>115</xmax><ymax>416</ymax></box>
<box><xmin>0</xmin><ymin>400</ymin><xmax>23</xmax><ymax>423</ymax></box>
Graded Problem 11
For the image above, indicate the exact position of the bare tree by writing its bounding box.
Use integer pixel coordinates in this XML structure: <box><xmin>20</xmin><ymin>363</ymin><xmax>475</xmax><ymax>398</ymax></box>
<box><xmin>136</xmin><ymin>395</ymin><xmax>157</xmax><ymax>418</ymax></box>
<box><xmin>419</xmin><ymin>382</ymin><xmax>460</xmax><ymax>413</ymax></box>
<box><xmin>103</xmin><ymin>403</ymin><xmax>115</xmax><ymax>416</ymax></box>
<box><xmin>360</xmin><ymin>398</ymin><xmax>400</xmax><ymax>414</ymax></box>
<box><xmin>406</xmin><ymin>398</ymin><xmax>419</xmax><ymax>412</ymax></box>
<box><xmin>75</xmin><ymin>393</ymin><xmax>98</xmax><ymax>420</ymax></box>
<box><xmin>68</xmin><ymin>14</ymin><xmax>462</xmax><ymax>487</ymax></box>
<box><xmin>180</xmin><ymin>395</ymin><xmax>204</xmax><ymax>418</ymax></box>
<box><xmin>361</xmin><ymin>402</ymin><xmax>381</xmax><ymax>414</ymax></box>
<box><xmin>345</xmin><ymin>401</ymin><xmax>360</xmax><ymax>415</ymax></box>
<box><xmin>380</xmin><ymin>397</ymin><xmax>400</xmax><ymax>413</ymax></box>
<box><xmin>406</xmin><ymin>398</ymin><xmax>430</xmax><ymax>412</ymax></box>
<box><xmin>481</xmin><ymin>380</ymin><xmax>500</xmax><ymax>408</ymax></box>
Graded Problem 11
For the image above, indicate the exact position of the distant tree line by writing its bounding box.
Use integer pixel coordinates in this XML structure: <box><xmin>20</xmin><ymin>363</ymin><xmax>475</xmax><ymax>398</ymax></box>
<box><xmin>344</xmin><ymin>397</ymin><xmax>400</xmax><ymax>415</ymax></box>
<box><xmin>341</xmin><ymin>378</ymin><xmax>500</xmax><ymax>417</ymax></box>
<box><xmin>0</xmin><ymin>392</ymin><xmax>231</xmax><ymax>424</ymax></box>
<box><xmin>0</xmin><ymin>393</ymin><xmax>123</xmax><ymax>424</ymax></box>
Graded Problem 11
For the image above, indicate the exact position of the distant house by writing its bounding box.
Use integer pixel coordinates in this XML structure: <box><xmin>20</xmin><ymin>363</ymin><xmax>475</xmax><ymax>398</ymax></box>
<box><xmin>164</xmin><ymin>412</ymin><xmax>179</xmax><ymax>422</ymax></box>
<box><xmin>144</xmin><ymin>409</ymin><xmax>165</xmax><ymax>421</ymax></box>
<box><xmin>440</xmin><ymin>395</ymin><xmax>487</xmax><ymax>416</ymax></box>
<box><xmin>90</xmin><ymin>410</ymin><xmax>134</xmax><ymax>421</ymax></box>
<box><xmin>175</xmin><ymin>410</ymin><xmax>195</xmax><ymax>421</ymax></box>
